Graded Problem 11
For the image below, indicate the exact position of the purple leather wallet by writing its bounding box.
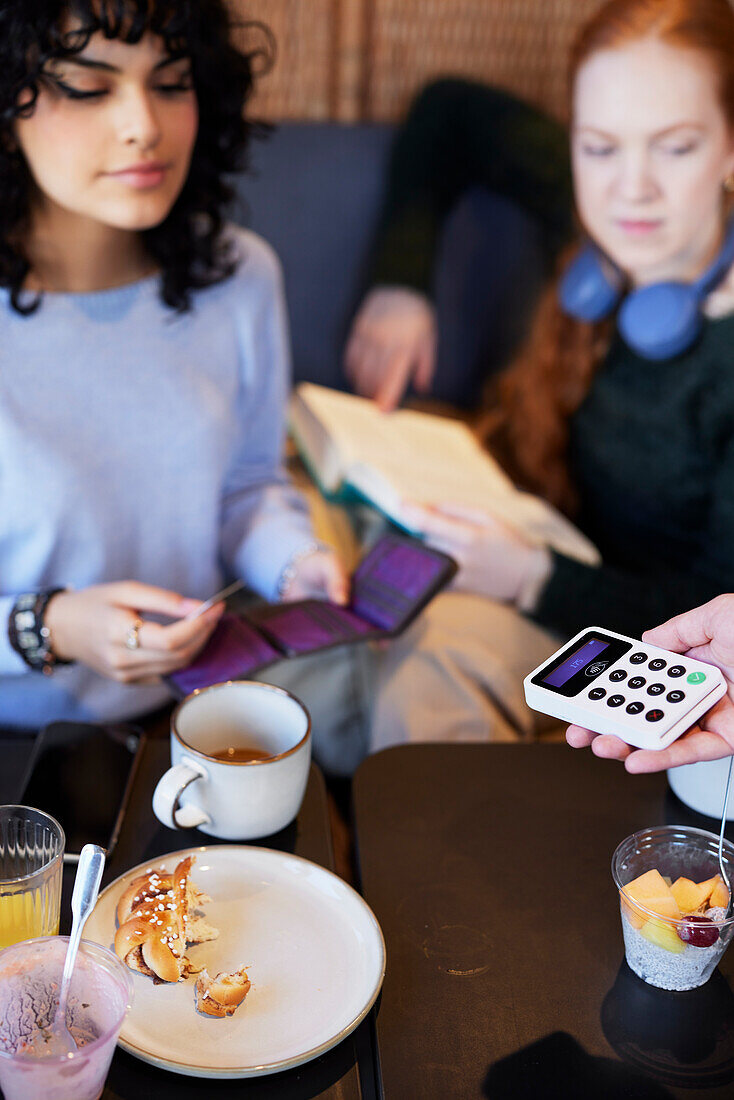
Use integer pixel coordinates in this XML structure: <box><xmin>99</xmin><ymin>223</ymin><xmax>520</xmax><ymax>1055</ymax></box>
<box><xmin>168</xmin><ymin>534</ymin><xmax>456</xmax><ymax>696</ymax></box>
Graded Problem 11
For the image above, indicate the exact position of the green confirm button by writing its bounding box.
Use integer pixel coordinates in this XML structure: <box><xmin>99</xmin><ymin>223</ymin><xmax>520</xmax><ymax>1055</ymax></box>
<box><xmin>687</xmin><ymin>671</ymin><xmax>707</xmax><ymax>684</ymax></box>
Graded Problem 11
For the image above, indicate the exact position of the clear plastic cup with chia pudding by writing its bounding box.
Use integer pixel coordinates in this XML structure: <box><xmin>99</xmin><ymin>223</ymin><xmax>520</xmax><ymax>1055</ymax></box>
<box><xmin>612</xmin><ymin>825</ymin><xmax>734</xmax><ymax>991</ymax></box>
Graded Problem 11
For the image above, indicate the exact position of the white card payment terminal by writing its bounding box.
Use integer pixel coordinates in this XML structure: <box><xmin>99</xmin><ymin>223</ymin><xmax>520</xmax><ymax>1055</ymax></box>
<box><xmin>524</xmin><ymin>626</ymin><xmax>727</xmax><ymax>751</ymax></box>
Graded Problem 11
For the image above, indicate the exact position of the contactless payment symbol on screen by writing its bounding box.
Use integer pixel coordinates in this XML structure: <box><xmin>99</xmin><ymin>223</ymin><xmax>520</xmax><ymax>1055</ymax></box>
<box><xmin>586</xmin><ymin>661</ymin><xmax>608</xmax><ymax>676</ymax></box>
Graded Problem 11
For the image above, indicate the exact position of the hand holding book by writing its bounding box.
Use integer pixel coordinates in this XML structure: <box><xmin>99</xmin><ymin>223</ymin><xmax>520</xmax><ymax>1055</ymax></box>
<box><xmin>401</xmin><ymin>501</ymin><xmax>552</xmax><ymax>606</ymax></box>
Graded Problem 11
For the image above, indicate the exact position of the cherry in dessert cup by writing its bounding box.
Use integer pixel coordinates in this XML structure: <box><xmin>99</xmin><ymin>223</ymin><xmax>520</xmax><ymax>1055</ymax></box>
<box><xmin>0</xmin><ymin>935</ymin><xmax>133</xmax><ymax>1100</ymax></box>
<box><xmin>612</xmin><ymin>826</ymin><xmax>734</xmax><ymax>991</ymax></box>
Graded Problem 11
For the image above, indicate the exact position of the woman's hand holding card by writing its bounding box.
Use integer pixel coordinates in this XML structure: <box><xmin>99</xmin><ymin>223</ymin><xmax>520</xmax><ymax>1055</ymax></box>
<box><xmin>45</xmin><ymin>582</ymin><xmax>224</xmax><ymax>684</ymax></box>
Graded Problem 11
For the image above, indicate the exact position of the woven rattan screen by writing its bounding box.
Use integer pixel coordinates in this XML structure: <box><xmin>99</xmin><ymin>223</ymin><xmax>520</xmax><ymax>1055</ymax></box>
<box><xmin>237</xmin><ymin>0</ymin><xmax>603</xmax><ymax>122</ymax></box>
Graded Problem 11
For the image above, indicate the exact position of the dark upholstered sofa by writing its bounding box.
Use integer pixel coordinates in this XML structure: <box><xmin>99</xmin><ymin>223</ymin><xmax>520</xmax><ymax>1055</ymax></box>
<box><xmin>235</xmin><ymin>122</ymin><xmax>546</xmax><ymax>408</ymax></box>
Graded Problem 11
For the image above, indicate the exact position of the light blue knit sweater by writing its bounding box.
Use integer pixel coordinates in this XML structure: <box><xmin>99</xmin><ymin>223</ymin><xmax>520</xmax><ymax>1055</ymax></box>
<box><xmin>0</xmin><ymin>226</ymin><xmax>314</xmax><ymax>729</ymax></box>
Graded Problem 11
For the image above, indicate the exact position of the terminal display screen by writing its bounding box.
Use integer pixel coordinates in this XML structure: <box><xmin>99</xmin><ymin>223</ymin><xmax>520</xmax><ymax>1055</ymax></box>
<box><xmin>531</xmin><ymin>630</ymin><xmax>631</xmax><ymax>697</ymax></box>
<box><xmin>543</xmin><ymin>638</ymin><xmax>610</xmax><ymax>688</ymax></box>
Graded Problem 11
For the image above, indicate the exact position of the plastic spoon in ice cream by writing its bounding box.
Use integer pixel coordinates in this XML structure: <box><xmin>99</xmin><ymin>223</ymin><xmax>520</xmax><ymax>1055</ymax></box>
<box><xmin>718</xmin><ymin>758</ymin><xmax>734</xmax><ymax>920</ymax></box>
<box><xmin>50</xmin><ymin>844</ymin><xmax>106</xmax><ymax>1055</ymax></box>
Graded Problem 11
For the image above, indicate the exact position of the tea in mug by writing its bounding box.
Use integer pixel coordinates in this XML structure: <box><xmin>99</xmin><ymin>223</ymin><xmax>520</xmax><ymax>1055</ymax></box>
<box><xmin>209</xmin><ymin>745</ymin><xmax>273</xmax><ymax>763</ymax></box>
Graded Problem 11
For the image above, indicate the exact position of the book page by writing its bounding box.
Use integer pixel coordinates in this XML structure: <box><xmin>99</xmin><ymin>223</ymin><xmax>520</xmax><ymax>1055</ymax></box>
<box><xmin>292</xmin><ymin>384</ymin><xmax>514</xmax><ymax>503</ymax></box>
<box><xmin>291</xmin><ymin>385</ymin><xmax>599</xmax><ymax>565</ymax></box>
<box><xmin>356</xmin><ymin>408</ymin><xmax>516</xmax><ymax>506</ymax></box>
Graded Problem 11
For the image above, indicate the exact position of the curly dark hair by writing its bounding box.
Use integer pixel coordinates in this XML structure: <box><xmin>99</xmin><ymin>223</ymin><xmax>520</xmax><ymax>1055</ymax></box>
<box><xmin>0</xmin><ymin>0</ymin><xmax>271</xmax><ymax>314</ymax></box>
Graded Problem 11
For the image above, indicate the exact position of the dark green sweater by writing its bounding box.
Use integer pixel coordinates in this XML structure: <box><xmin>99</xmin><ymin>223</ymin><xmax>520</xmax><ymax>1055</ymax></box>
<box><xmin>371</xmin><ymin>78</ymin><xmax>574</xmax><ymax>292</ymax></box>
<box><xmin>371</xmin><ymin>79</ymin><xmax>734</xmax><ymax>639</ymax></box>
<box><xmin>538</xmin><ymin>318</ymin><xmax>734</xmax><ymax>638</ymax></box>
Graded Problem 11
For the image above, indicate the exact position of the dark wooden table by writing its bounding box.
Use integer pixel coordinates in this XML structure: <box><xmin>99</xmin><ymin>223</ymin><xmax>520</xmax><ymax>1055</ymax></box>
<box><xmin>0</xmin><ymin>734</ymin><xmax>374</xmax><ymax>1100</ymax></box>
<box><xmin>353</xmin><ymin>743</ymin><xmax>734</xmax><ymax>1100</ymax></box>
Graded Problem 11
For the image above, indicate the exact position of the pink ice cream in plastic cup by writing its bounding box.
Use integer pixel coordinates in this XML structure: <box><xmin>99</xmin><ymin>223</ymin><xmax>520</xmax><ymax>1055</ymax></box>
<box><xmin>0</xmin><ymin>935</ymin><xmax>133</xmax><ymax>1100</ymax></box>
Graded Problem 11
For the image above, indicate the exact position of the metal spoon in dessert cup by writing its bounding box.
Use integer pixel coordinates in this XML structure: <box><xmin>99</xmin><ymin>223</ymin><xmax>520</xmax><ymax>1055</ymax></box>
<box><xmin>38</xmin><ymin>844</ymin><xmax>106</xmax><ymax>1056</ymax></box>
<box><xmin>717</xmin><ymin>757</ymin><xmax>734</xmax><ymax>921</ymax></box>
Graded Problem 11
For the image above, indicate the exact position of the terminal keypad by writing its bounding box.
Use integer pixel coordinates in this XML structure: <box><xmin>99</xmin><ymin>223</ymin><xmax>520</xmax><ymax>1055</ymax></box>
<box><xmin>584</xmin><ymin>653</ymin><xmax>710</xmax><ymax>729</ymax></box>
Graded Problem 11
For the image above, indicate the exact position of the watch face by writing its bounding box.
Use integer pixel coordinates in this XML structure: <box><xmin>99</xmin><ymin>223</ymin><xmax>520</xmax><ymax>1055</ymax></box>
<box><xmin>9</xmin><ymin>588</ymin><xmax>70</xmax><ymax>672</ymax></box>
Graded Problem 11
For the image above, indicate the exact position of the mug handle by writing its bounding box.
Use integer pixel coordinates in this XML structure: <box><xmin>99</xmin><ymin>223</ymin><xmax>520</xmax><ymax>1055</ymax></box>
<box><xmin>152</xmin><ymin>756</ymin><xmax>211</xmax><ymax>831</ymax></box>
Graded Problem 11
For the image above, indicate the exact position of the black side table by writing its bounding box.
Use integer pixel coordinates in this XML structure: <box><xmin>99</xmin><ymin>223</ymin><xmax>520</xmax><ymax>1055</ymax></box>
<box><xmin>354</xmin><ymin>743</ymin><xmax>734</xmax><ymax>1100</ymax></box>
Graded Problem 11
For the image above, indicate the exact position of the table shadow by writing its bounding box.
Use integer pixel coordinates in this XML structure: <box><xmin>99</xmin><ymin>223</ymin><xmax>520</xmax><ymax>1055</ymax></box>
<box><xmin>482</xmin><ymin>1031</ymin><xmax>673</xmax><ymax>1099</ymax></box>
<box><xmin>103</xmin><ymin>1029</ymin><xmax>362</xmax><ymax>1100</ymax></box>
<box><xmin>139</xmin><ymin>818</ymin><xmax>299</xmax><ymax>866</ymax></box>
<box><xmin>601</xmin><ymin>960</ymin><xmax>734</xmax><ymax>1090</ymax></box>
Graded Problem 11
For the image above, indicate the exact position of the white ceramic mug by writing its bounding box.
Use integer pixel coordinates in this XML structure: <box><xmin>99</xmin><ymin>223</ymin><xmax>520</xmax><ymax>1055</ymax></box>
<box><xmin>153</xmin><ymin>681</ymin><xmax>311</xmax><ymax>839</ymax></box>
<box><xmin>668</xmin><ymin>760</ymin><xmax>734</xmax><ymax>821</ymax></box>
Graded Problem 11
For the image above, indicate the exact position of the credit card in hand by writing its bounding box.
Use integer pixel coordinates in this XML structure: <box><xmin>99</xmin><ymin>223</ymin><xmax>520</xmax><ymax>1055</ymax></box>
<box><xmin>185</xmin><ymin>580</ymin><xmax>245</xmax><ymax>621</ymax></box>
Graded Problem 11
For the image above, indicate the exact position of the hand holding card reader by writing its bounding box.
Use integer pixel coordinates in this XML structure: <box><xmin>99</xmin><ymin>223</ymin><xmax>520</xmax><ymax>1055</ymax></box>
<box><xmin>523</xmin><ymin>626</ymin><xmax>727</xmax><ymax>750</ymax></box>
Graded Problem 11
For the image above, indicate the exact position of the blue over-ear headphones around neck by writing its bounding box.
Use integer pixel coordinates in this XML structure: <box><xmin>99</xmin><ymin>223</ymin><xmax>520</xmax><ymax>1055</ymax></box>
<box><xmin>558</xmin><ymin>217</ymin><xmax>734</xmax><ymax>360</ymax></box>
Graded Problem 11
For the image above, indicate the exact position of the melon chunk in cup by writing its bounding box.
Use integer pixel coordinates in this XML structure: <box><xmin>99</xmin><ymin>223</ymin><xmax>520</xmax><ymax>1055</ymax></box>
<box><xmin>671</xmin><ymin>876</ymin><xmax>715</xmax><ymax>914</ymax></box>
<box><xmin>640</xmin><ymin>917</ymin><xmax>685</xmax><ymax>954</ymax></box>
<box><xmin>620</xmin><ymin>868</ymin><xmax>681</xmax><ymax>930</ymax></box>
<box><xmin>710</xmin><ymin>876</ymin><xmax>730</xmax><ymax>909</ymax></box>
<box><xmin>673</xmin><ymin>873</ymin><xmax>729</xmax><ymax>912</ymax></box>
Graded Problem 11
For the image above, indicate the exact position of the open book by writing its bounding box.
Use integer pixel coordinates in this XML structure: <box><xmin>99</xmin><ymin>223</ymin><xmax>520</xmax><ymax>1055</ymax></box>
<box><xmin>289</xmin><ymin>383</ymin><xmax>600</xmax><ymax>567</ymax></box>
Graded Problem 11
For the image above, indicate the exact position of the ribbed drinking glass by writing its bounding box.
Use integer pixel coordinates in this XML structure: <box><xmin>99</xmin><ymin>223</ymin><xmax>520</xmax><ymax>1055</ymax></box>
<box><xmin>0</xmin><ymin>806</ymin><xmax>64</xmax><ymax>950</ymax></box>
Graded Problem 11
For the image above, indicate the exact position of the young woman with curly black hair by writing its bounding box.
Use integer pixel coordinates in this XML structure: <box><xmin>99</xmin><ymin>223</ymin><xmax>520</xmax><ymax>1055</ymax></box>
<box><xmin>0</xmin><ymin>0</ymin><xmax>347</xmax><ymax>731</ymax></box>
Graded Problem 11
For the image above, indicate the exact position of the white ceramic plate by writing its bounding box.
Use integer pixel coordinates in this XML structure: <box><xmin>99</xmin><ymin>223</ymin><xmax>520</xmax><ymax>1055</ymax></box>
<box><xmin>85</xmin><ymin>845</ymin><xmax>386</xmax><ymax>1078</ymax></box>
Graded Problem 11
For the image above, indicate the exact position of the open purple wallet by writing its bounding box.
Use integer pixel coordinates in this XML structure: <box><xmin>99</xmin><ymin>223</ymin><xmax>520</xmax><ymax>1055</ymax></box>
<box><xmin>168</xmin><ymin>534</ymin><xmax>457</xmax><ymax>697</ymax></box>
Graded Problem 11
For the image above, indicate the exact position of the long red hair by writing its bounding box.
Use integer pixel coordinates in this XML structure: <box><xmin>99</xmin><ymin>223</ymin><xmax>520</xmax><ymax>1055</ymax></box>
<box><xmin>482</xmin><ymin>0</ymin><xmax>734</xmax><ymax>516</ymax></box>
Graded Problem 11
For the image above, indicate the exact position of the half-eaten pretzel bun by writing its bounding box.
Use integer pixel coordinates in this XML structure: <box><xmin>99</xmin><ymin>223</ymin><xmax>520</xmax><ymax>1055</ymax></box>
<box><xmin>114</xmin><ymin>855</ymin><xmax>218</xmax><ymax>983</ymax></box>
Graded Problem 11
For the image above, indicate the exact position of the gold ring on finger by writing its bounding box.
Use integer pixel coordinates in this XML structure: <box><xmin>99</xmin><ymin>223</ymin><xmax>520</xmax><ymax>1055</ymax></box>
<box><xmin>125</xmin><ymin>619</ymin><xmax>143</xmax><ymax>651</ymax></box>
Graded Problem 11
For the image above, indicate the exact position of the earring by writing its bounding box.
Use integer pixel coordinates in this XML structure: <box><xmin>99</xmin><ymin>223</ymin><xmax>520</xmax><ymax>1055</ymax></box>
<box><xmin>725</xmin><ymin>174</ymin><xmax>734</xmax><ymax>193</ymax></box>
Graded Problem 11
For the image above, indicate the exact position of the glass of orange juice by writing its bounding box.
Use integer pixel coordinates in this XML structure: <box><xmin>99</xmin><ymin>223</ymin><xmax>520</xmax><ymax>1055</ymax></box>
<box><xmin>0</xmin><ymin>806</ymin><xmax>64</xmax><ymax>950</ymax></box>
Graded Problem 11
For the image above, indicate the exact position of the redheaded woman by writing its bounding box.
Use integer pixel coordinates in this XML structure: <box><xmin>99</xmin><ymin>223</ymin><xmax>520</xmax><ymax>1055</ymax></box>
<box><xmin>366</xmin><ymin>0</ymin><xmax>734</xmax><ymax>747</ymax></box>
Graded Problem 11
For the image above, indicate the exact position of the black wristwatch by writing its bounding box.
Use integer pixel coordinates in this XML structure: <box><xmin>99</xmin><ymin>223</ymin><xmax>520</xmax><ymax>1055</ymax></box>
<box><xmin>8</xmin><ymin>588</ymin><xmax>72</xmax><ymax>675</ymax></box>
